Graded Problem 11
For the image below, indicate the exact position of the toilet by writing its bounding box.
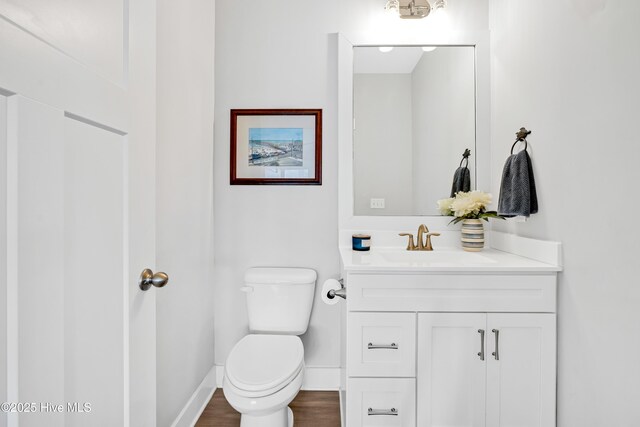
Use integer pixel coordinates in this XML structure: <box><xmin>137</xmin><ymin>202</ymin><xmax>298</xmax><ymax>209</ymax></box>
<box><xmin>223</xmin><ymin>267</ymin><xmax>317</xmax><ymax>427</ymax></box>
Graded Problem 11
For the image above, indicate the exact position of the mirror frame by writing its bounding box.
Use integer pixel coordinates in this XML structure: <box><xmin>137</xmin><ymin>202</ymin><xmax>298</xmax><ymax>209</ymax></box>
<box><xmin>338</xmin><ymin>32</ymin><xmax>490</xmax><ymax>232</ymax></box>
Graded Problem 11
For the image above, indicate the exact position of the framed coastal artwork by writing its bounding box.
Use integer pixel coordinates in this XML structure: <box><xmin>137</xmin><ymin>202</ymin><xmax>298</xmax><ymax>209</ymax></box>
<box><xmin>230</xmin><ymin>109</ymin><xmax>322</xmax><ymax>185</ymax></box>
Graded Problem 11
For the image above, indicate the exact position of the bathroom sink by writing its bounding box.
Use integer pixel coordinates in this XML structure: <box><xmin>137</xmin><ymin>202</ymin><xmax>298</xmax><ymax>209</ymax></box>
<box><xmin>377</xmin><ymin>249</ymin><xmax>497</xmax><ymax>266</ymax></box>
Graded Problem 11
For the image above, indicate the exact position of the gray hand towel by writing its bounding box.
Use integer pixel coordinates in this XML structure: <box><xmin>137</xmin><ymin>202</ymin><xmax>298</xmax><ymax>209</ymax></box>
<box><xmin>450</xmin><ymin>166</ymin><xmax>471</xmax><ymax>197</ymax></box>
<box><xmin>498</xmin><ymin>150</ymin><xmax>538</xmax><ymax>217</ymax></box>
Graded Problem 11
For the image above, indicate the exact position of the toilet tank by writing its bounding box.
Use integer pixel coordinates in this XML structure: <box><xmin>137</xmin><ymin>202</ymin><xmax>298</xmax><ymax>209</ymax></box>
<box><xmin>243</xmin><ymin>267</ymin><xmax>317</xmax><ymax>335</ymax></box>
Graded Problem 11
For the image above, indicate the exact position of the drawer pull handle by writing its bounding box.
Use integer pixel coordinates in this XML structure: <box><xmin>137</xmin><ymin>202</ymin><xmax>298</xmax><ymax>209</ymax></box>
<box><xmin>367</xmin><ymin>342</ymin><xmax>398</xmax><ymax>350</ymax></box>
<box><xmin>492</xmin><ymin>329</ymin><xmax>500</xmax><ymax>360</ymax></box>
<box><xmin>368</xmin><ymin>407</ymin><xmax>398</xmax><ymax>416</ymax></box>
<box><xmin>477</xmin><ymin>329</ymin><xmax>485</xmax><ymax>361</ymax></box>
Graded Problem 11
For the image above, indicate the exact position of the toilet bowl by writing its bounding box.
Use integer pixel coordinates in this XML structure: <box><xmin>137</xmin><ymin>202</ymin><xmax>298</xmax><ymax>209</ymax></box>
<box><xmin>223</xmin><ymin>267</ymin><xmax>317</xmax><ymax>427</ymax></box>
<box><xmin>223</xmin><ymin>334</ymin><xmax>305</xmax><ymax>427</ymax></box>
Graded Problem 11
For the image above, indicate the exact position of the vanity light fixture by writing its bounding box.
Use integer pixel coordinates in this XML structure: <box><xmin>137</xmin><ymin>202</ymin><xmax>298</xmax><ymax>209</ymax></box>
<box><xmin>378</xmin><ymin>46</ymin><xmax>394</xmax><ymax>53</ymax></box>
<box><xmin>384</xmin><ymin>0</ymin><xmax>446</xmax><ymax>19</ymax></box>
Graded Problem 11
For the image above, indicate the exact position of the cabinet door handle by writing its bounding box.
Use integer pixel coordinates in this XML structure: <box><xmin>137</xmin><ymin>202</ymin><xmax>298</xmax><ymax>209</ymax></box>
<box><xmin>367</xmin><ymin>342</ymin><xmax>398</xmax><ymax>350</ymax></box>
<box><xmin>368</xmin><ymin>407</ymin><xmax>398</xmax><ymax>416</ymax></box>
<box><xmin>491</xmin><ymin>329</ymin><xmax>500</xmax><ymax>360</ymax></box>
<box><xmin>477</xmin><ymin>329</ymin><xmax>485</xmax><ymax>360</ymax></box>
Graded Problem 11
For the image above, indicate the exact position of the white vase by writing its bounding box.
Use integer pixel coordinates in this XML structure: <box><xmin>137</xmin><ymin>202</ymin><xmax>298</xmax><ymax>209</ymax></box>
<box><xmin>461</xmin><ymin>219</ymin><xmax>485</xmax><ymax>252</ymax></box>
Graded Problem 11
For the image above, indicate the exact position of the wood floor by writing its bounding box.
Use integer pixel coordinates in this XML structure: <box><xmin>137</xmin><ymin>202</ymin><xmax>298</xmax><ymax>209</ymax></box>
<box><xmin>196</xmin><ymin>389</ymin><xmax>341</xmax><ymax>427</ymax></box>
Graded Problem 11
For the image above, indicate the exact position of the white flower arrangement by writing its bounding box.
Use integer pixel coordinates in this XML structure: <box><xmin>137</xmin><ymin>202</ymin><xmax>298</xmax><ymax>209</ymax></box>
<box><xmin>437</xmin><ymin>191</ymin><xmax>504</xmax><ymax>224</ymax></box>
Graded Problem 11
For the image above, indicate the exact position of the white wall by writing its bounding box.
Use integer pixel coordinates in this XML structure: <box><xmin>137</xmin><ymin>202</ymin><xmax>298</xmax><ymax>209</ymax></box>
<box><xmin>0</xmin><ymin>95</ymin><xmax>7</xmax><ymax>427</ymax></box>
<box><xmin>213</xmin><ymin>0</ymin><xmax>341</xmax><ymax>369</ymax></box>
<box><xmin>354</xmin><ymin>73</ymin><xmax>413</xmax><ymax>215</ymax></box>
<box><xmin>214</xmin><ymin>0</ymin><xmax>489</xmax><ymax>372</ymax></box>
<box><xmin>156</xmin><ymin>1</ymin><xmax>215</xmax><ymax>425</ymax></box>
<box><xmin>489</xmin><ymin>0</ymin><xmax>640</xmax><ymax>425</ymax></box>
<box><xmin>412</xmin><ymin>47</ymin><xmax>475</xmax><ymax>214</ymax></box>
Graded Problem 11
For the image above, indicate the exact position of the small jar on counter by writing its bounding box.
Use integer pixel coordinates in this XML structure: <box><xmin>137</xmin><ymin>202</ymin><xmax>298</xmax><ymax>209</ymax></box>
<box><xmin>352</xmin><ymin>234</ymin><xmax>371</xmax><ymax>251</ymax></box>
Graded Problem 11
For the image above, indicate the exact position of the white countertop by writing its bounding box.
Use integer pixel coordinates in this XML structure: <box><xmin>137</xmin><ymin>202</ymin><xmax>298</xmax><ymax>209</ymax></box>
<box><xmin>339</xmin><ymin>246</ymin><xmax>562</xmax><ymax>273</ymax></box>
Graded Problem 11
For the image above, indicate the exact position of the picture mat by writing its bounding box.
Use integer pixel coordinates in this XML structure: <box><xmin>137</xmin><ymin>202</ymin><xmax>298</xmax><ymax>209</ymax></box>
<box><xmin>236</xmin><ymin>115</ymin><xmax>316</xmax><ymax>179</ymax></box>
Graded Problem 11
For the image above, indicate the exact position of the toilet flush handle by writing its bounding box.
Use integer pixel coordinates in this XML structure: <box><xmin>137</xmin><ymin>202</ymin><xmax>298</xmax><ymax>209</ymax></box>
<box><xmin>240</xmin><ymin>286</ymin><xmax>254</xmax><ymax>293</ymax></box>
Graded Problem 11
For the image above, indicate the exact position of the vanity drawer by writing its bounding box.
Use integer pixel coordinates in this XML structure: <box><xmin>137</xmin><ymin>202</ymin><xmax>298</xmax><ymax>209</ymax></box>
<box><xmin>347</xmin><ymin>273</ymin><xmax>557</xmax><ymax>313</ymax></box>
<box><xmin>347</xmin><ymin>312</ymin><xmax>416</xmax><ymax>377</ymax></box>
<box><xmin>347</xmin><ymin>378</ymin><xmax>416</xmax><ymax>427</ymax></box>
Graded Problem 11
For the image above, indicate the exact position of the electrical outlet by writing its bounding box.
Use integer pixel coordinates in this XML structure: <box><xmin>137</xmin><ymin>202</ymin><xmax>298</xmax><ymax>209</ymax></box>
<box><xmin>370</xmin><ymin>198</ymin><xmax>385</xmax><ymax>209</ymax></box>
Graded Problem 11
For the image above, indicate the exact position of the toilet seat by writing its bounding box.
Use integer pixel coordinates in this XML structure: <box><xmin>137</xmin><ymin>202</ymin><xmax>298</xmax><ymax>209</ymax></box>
<box><xmin>225</xmin><ymin>334</ymin><xmax>304</xmax><ymax>398</ymax></box>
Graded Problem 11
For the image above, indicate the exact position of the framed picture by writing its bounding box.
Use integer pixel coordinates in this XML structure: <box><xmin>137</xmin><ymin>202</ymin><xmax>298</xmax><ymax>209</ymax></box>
<box><xmin>230</xmin><ymin>109</ymin><xmax>322</xmax><ymax>185</ymax></box>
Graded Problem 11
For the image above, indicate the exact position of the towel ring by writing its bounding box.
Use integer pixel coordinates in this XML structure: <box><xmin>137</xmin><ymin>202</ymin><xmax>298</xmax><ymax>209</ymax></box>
<box><xmin>459</xmin><ymin>148</ymin><xmax>471</xmax><ymax>167</ymax></box>
<box><xmin>510</xmin><ymin>138</ymin><xmax>528</xmax><ymax>154</ymax></box>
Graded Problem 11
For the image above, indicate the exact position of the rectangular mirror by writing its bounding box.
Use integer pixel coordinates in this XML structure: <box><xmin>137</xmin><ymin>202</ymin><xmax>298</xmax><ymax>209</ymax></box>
<box><xmin>353</xmin><ymin>45</ymin><xmax>476</xmax><ymax>216</ymax></box>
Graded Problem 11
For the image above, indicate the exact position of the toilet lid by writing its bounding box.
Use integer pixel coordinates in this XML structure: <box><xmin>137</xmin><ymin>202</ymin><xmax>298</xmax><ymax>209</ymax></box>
<box><xmin>226</xmin><ymin>335</ymin><xmax>304</xmax><ymax>397</ymax></box>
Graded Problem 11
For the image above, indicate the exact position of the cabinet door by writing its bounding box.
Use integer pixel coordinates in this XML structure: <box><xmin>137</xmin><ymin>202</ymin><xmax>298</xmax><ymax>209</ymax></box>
<box><xmin>417</xmin><ymin>313</ymin><xmax>487</xmax><ymax>427</ymax></box>
<box><xmin>486</xmin><ymin>314</ymin><xmax>556</xmax><ymax>427</ymax></box>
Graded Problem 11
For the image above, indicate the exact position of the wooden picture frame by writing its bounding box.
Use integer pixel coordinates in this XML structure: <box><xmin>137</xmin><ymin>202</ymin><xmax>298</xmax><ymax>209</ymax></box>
<box><xmin>230</xmin><ymin>109</ymin><xmax>322</xmax><ymax>185</ymax></box>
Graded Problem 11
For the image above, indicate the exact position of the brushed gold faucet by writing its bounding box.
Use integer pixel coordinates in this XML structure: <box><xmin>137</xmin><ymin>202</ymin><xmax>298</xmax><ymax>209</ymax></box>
<box><xmin>399</xmin><ymin>233</ymin><xmax>417</xmax><ymax>250</ymax></box>
<box><xmin>399</xmin><ymin>224</ymin><xmax>440</xmax><ymax>251</ymax></box>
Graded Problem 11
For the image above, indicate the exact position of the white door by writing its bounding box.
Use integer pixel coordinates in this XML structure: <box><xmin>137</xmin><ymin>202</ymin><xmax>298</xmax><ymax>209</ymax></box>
<box><xmin>486</xmin><ymin>314</ymin><xmax>556</xmax><ymax>427</ymax></box>
<box><xmin>417</xmin><ymin>313</ymin><xmax>487</xmax><ymax>427</ymax></box>
<box><xmin>0</xmin><ymin>1</ymin><xmax>158</xmax><ymax>426</ymax></box>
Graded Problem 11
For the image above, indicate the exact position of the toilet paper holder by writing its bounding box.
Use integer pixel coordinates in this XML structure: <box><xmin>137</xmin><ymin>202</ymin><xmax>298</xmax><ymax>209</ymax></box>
<box><xmin>327</xmin><ymin>279</ymin><xmax>347</xmax><ymax>300</ymax></box>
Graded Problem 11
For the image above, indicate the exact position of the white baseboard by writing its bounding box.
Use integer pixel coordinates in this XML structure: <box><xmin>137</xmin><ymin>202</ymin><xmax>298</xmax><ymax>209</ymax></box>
<box><xmin>215</xmin><ymin>365</ymin><xmax>225</xmax><ymax>388</ymax></box>
<box><xmin>215</xmin><ymin>365</ymin><xmax>341</xmax><ymax>391</ymax></box>
<box><xmin>170</xmin><ymin>365</ymin><xmax>217</xmax><ymax>427</ymax></box>
<box><xmin>301</xmin><ymin>367</ymin><xmax>341</xmax><ymax>391</ymax></box>
<box><xmin>339</xmin><ymin>388</ymin><xmax>346</xmax><ymax>427</ymax></box>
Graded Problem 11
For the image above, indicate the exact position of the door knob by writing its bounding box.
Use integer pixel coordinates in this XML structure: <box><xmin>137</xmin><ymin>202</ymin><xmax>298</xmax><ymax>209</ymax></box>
<box><xmin>139</xmin><ymin>268</ymin><xmax>169</xmax><ymax>291</ymax></box>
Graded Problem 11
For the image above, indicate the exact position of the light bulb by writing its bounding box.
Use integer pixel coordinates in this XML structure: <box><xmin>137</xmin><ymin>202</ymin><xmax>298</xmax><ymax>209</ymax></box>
<box><xmin>432</xmin><ymin>0</ymin><xmax>447</xmax><ymax>10</ymax></box>
<box><xmin>422</xmin><ymin>46</ymin><xmax>437</xmax><ymax>52</ymax></box>
<box><xmin>378</xmin><ymin>46</ymin><xmax>394</xmax><ymax>53</ymax></box>
<box><xmin>384</xmin><ymin>0</ymin><xmax>400</xmax><ymax>16</ymax></box>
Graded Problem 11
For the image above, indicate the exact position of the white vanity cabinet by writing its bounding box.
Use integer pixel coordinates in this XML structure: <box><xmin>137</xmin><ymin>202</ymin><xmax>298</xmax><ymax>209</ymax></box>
<box><xmin>342</xmin><ymin>261</ymin><xmax>559</xmax><ymax>427</ymax></box>
<box><xmin>418</xmin><ymin>313</ymin><xmax>556</xmax><ymax>427</ymax></box>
